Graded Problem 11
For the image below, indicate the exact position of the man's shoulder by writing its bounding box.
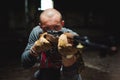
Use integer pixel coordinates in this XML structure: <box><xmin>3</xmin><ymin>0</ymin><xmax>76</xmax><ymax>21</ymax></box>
<box><xmin>33</xmin><ymin>26</ymin><xmax>41</xmax><ymax>31</ymax></box>
<box><xmin>61</xmin><ymin>27</ymin><xmax>72</xmax><ymax>31</ymax></box>
<box><xmin>28</xmin><ymin>26</ymin><xmax>43</xmax><ymax>40</ymax></box>
<box><xmin>31</xmin><ymin>26</ymin><xmax>43</xmax><ymax>33</ymax></box>
<box><xmin>29</xmin><ymin>26</ymin><xmax>43</xmax><ymax>36</ymax></box>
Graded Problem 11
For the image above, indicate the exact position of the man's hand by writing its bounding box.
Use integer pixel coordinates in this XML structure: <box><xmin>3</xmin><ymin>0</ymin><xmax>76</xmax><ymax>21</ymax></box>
<box><xmin>31</xmin><ymin>32</ymin><xmax>56</xmax><ymax>54</ymax></box>
<box><xmin>58</xmin><ymin>32</ymin><xmax>83</xmax><ymax>57</ymax></box>
<box><xmin>58</xmin><ymin>32</ymin><xmax>84</xmax><ymax>67</ymax></box>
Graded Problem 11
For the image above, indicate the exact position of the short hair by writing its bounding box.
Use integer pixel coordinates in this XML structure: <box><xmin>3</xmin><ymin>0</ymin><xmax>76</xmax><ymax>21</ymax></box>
<box><xmin>40</xmin><ymin>8</ymin><xmax>62</xmax><ymax>22</ymax></box>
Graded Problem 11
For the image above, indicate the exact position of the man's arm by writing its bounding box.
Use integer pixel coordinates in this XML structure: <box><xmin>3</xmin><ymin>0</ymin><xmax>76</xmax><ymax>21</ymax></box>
<box><xmin>21</xmin><ymin>26</ymin><xmax>41</xmax><ymax>69</ymax></box>
<box><xmin>58</xmin><ymin>30</ymin><xmax>85</xmax><ymax>77</ymax></box>
<box><xmin>21</xmin><ymin>26</ymin><xmax>54</xmax><ymax>69</ymax></box>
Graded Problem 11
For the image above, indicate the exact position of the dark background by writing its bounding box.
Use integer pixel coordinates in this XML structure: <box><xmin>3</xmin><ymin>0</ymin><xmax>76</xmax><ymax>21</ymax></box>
<box><xmin>0</xmin><ymin>1</ymin><xmax>119</xmax><ymax>80</ymax></box>
<box><xmin>0</xmin><ymin>0</ymin><xmax>119</xmax><ymax>64</ymax></box>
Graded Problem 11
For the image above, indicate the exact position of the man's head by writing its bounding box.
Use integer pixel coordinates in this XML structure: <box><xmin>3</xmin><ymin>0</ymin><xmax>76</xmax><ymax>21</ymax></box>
<box><xmin>39</xmin><ymin>8</ymin><xmax>64</xmax><ymax>32</ymax></box>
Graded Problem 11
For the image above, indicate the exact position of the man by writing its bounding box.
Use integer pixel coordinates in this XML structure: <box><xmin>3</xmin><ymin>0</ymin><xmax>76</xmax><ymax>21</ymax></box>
<box><xmin>21</xmin><ymin>8</ymin><xmax>84</xmax><ymax>80</ymax></box>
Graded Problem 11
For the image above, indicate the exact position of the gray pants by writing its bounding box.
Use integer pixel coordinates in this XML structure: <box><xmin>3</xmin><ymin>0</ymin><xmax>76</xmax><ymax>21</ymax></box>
<box><xmin>60</xmin><ymin>74</ymin><xmax>82</xmax><ymax>80</ymax></box>
<box><xmin>60</xmin><ymin>59</ymin><xmax>84</xmax><ymax>80</ymax></box>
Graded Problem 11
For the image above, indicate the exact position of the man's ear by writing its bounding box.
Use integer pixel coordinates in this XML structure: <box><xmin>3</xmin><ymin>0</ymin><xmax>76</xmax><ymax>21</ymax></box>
<box><xmin>39</xmin><ymin>23</ymin><xmax>41</xmax><ymax>26</ymax></box>
<box><xmin>61</xmin><ymin>20</ymin><xmax>64</xmax><ymax>26</ymax></box>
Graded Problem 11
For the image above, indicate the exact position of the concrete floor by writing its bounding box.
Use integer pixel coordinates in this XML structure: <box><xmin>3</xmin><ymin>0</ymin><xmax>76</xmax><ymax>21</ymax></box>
<box><xmin>0</xmin><ymin>47</ymin><xmax>120</xmax><ymax>80</ymax></box>
<box><xmin>82</xmin><ymin>47</ymin><xmax>120</xmax><ymax>80</ymax></box>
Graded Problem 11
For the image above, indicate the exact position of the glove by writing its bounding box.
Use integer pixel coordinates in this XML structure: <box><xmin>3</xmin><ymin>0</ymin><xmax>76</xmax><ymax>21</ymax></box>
<box><xmin>58</xmin><ymin>32</ymin><xmax>84</xmax><ymax>67</ymax></box>
<box><xmin>31</xmin><ymin>32</ymin><xmax>56</xmax><ymax>53</ymax></box>
<box><xmin>58</xmin><ymin>32</ymin><xmax>83</xmax><ymax>58</ymax></box>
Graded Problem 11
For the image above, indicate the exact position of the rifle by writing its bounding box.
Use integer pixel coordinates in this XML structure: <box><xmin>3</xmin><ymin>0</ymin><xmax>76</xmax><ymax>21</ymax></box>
<box><xmin>47</xmin><ymin>30</ymin><xmax>63</xmax><ymax>38</ymax></box>
<box><xmin>47</xmin><ymin>30</ymin><xmax>117</xmax><ymax>52</ymax></box>
<box><xmin>73</xmin><ymin>35</ymin><xmax>118</xmax><ymax>57</ymax></box>
<box><xmin>73</xmin><ymin>36</ymin><xmax>108</xmax><ymax>49</ymax></box>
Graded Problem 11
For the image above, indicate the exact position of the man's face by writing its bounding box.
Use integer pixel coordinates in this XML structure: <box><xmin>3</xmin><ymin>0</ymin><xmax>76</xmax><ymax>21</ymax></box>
<box><xmin>39</xmin><ymin>15</ymin><xmax>64</xmax><ymax>32</ymax></box>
